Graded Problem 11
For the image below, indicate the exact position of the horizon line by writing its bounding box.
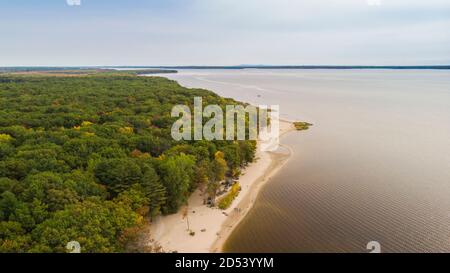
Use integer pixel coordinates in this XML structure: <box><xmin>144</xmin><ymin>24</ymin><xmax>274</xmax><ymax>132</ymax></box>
<box><xmin>1</xmin><ymin>65</ymin><xmax>450</xmax><ymax>70</ymax></box>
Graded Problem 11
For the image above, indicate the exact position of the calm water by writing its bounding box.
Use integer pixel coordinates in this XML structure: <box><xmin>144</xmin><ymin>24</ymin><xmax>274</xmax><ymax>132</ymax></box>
<box><xmin>165</xmin><ymin>69</ymin><xmax>450</xmax><ymax>253</ymax></box>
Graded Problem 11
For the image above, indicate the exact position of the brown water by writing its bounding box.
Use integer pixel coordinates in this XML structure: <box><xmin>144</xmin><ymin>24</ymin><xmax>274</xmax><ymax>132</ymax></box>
<box><xmin>165</xmin><ymin>69</ymin><xmax>450</xmax><ymax>253</ymax></box>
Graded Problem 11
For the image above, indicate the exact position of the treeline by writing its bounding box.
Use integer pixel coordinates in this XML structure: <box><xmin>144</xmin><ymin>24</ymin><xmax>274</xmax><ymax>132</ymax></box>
<box><xmin>0</xmin><ymin>74</ymin><xmax>256</xmax><ymax>252</ymax></box>
<box><xmin>0</xmin><ymin>68</ymin><xmax>177</xmax><ymax>76</ymax></box>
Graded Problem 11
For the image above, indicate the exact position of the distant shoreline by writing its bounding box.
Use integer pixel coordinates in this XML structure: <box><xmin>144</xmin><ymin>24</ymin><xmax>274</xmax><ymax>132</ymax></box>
<box><xmin>139</xmin><ymin>65</ymin><xmax>450</xmax><ymax>70</ymax></box>
<box><xmin>2</xmin><ymin>65</ymin><xmax>450</xmax><ymax>72</ymax></box>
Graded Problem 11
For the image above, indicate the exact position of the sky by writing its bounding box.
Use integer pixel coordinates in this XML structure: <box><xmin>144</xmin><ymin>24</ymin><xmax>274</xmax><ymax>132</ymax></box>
<box><xmin>1</xmin><ymin>0</ymin><xmax>449</xmax><ymax>66</ymax></box>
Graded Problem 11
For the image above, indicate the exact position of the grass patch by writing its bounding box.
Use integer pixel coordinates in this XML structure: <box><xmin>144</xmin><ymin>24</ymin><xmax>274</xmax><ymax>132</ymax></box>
<box><xmin>218</xmin><ymin>183</ymin><xmax>241</xmax><ymax>210</ymax></box>
<box><xmin>293</xmin><ymin>121</ymin><xmax>313</xmax><ymax>131</ymax></box>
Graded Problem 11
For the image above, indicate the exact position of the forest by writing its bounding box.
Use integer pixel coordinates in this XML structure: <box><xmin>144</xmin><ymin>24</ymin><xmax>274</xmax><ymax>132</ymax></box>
<box><xmin>0</xmin><ymin>73</ymin><xmax>256</xmax><ymax>252</ymax></box>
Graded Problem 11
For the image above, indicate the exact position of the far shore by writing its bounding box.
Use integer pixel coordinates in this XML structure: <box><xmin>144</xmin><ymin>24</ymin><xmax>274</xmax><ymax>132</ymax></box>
<box><xmin>147</xmin><ymin>119</ymin><xmax>295</xmax><ymax>253</ymax></box>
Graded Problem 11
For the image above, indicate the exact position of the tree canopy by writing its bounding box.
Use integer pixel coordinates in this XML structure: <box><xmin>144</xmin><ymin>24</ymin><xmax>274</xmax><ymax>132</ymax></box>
<box><xmin>0</xmin><ymin>74</ymin><xmax>256</xmax><ymax>252</ymax></box>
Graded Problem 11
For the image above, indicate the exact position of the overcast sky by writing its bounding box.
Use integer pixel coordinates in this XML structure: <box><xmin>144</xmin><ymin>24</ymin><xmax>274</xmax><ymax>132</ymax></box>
<box><xmin>1</xmin><ymin>0</ymin><xmax>449</xmax><ymax>66</ymax></box>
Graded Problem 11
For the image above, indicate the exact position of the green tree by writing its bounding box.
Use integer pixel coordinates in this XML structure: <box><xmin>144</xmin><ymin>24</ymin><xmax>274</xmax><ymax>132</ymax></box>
<box><xmin>94</xmin><ymin>158</ymin><xmax>143</xmax><ymax>195</ymax></box>
<box><xmin>0</xmin><ymin>178</ymin><xmax>20</xmax><ymax>195</ymax></box>
<box><xmin>21</xmin><ymin>172</ymin><xmax>79</xmax><ymax>212</ymax></box>
<box><xmin>140</xmin><ymin>168</ymin><xmax>167</xmax><ymax>218</ymax></box>
<box><xmin>0</xmin><ymin>191</ymin><xmax>19</xmax><ymax>221</ymax></box>
<box><xmin>30</xmin><ymin>199</ymin><xmax>141</xmax><ymax>253</ymax></box>
<box><xmin>0</xmin><ymin>221</ymin><xmax>31</xmax><ymax>253</ymax></box>
<box><xmin>158</xmin><ymin>154</ymin><xmax>195</xmax><ymax>213</ymax></box>
<box><xmin>222</xmin><ymin>144</ymin><xmax>241</xmax><ymax>177</ymax></box>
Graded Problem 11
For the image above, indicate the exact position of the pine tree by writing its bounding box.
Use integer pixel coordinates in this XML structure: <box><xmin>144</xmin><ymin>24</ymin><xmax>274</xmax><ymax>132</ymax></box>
<box><xmin>141</xmin><ymin>168</ymin><xmax>167</xmax><ymax>218</ymax></box>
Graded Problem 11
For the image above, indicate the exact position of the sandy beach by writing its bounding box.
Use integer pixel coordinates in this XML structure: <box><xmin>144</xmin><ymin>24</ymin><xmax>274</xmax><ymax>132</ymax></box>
<box><xmin>148</xmin><ymin>120</ymin><xmax>295</xmax><ymax>253</ymax></box>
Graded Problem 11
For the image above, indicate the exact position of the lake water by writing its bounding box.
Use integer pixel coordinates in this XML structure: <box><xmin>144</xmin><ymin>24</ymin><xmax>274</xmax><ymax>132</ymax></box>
<box><xmin>164</xmin><ymin>69</ymin><xmax>450</xmax><ymax>253</ymax></box>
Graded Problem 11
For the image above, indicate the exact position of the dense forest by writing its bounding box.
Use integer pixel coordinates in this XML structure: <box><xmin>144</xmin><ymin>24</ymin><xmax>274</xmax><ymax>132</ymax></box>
<box><xmin>0</xmin><ymin>74</ymin><xmax>256</xmax><ymax>253</ymax></box>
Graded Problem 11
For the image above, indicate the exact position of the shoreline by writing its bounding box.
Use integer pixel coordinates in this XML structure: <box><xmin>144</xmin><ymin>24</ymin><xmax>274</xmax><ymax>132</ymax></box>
<box><xmin>148</xmin><ymin>120</ymin><xmax>295</xmax><ymax>253</ymax></box>
<box><xmin>210</xmin><ymin>141</ymin><xmax>294</xmax><ymax>252</ymax></box>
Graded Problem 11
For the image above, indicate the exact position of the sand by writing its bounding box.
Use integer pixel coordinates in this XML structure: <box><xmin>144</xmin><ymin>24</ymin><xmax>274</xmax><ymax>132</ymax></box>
<box><xmin>148</xmin><ymin>120</ymin><xmax>295</xmax><ymax>253</ymax></box>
